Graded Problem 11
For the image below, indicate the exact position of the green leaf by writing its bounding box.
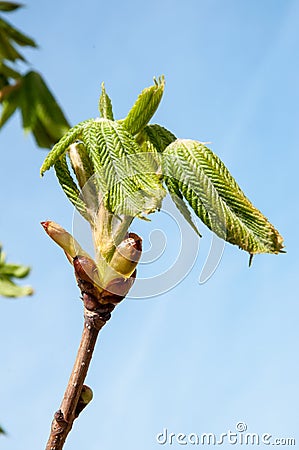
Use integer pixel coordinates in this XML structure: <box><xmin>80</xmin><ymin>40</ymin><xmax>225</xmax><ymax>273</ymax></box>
<box><xmin>19</xmin><ymin>72</ymin><xmax>37</xmax><ymax>130</ymax></box>
<box><xmin>0</xmin><ymin>2</ymin><xmax>23</xmax><ymax>12</ymax></box>
<box><xmin>31</xmin><ymin>116</ymin><xmax>60</xmax><ymax>148</ymax></box>
<box><xmin>122</xmin><ymin>76</ymin><xmax>165</xmax><ymax>136</ymax></box>
<box><xmin>0</xmin><ymin>27</ymin><xmax>25</xmax><ymax>61</ymax></box>
<box><xmin>0</xmin><ymin>80</ymin><xmax>21</xmax><ymax>128</ymax></box>
<box><xmin>0</xmin><ymin>262</ymin><xmax>30</xmax><ymax>278</ymax></box>
<box><xmin>0</xmin><ymin>61</ymin><xmax>20</xmax><ymax>79</ymax></box>
<box><xmin>28</xmin><ymin>72</ymin><xmax>69</xmax><ymax>134</ymax></box>
<box><xmin>0</xmin><ymin>17</ymin><xmax>36</xmax><ymax>48</ymax></box>
<box><xmin>134</xmin><ymin>124</ymin><xmax>176</xmax><ymax>174</ymax></box>
<box><xmin>165</xmin><ymin>176</ymin><xmax>201</xmax><ymax>237</ymax></box>
<box><xmin>54</xmin><ymin>155</ymin><xmax>89</xmax><ymax>220</ymax></box>
<box><xmin>0</xmin><ymin>277</ymin><xmax>33</xmax><ymax>297</ymax></box>
<box><xmin>1</xmin><ymin>71</ymin><xmax>70</xmax><ymax>148</ymax></box>
<box><xmin>137</xmin><ymin>124</ymin><xmax>176</xmax><ymax>153</ymax></box>
<box><xmin>40</xmin><ymin>119</ymin><xmax>92</xmax><ymax>175</ymax></box>
<box><xmin>19</xmin><ymin>71</ymin><xmax>70</xmax><ymax>148</ymax></box>
<box><xmin>0</xmin><ymin>424</ymin><xmax>5</xmax><ymax>434</ymax></box>
<box><xmin>0</xmin><ymin>13</ymin><xmax>36</xmax><ymax>63</ymax></box>
<box><xmin>163</xmin><ymin>139</ymin><xmax>284</xmax><ymax>255</ymax></box>
<box><xmin>0</xmin><ymin>248</ymin><xmax>5</xmax><ymax>264</ymax></box>
<box><xmin>0</xmin><ymin>245</ymin><xmax>33</xmax><ymax>297</ymax></box>
<box><xmin>82</xmin><ymin>118</ymin><xmax>165</xmax><ymax>216</ymax></box>
<box><xmin>99</xmin><ymin>82</ymin><xmax>114</xmax><ymax>120</ymax></box>
<box><xmin>0</xmin><ymin>73</ymin><xmax>7</xmax><ymax>89</ymax></box>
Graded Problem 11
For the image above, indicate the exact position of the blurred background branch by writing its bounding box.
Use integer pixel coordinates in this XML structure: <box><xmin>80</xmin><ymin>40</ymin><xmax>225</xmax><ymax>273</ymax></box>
<box><xmin>0</xmin><ymin>1</ymin><xmax>70</xmax><ymax>300</ymax></box>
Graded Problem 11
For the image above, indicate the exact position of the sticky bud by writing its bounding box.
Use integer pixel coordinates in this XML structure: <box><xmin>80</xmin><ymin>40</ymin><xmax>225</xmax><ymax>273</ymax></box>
<box><xmin>109</xmin><ymin>233</ymin><xmax>142</xmax><ymax>277</ymax></box>
<box><xmin>41</xmin><ymin>221</ymin><xmax>89</xmax><ymax>261</ymax></box>
<box><xmin>75</xmin><ymin>385</ymin><xmax>93</xmax><ymax>418</ymax></box>
<box><xmin>102</xmin><ymin>270</ymin><xmax>137</xmax><ymax>303</ymax></box>
<box><xmin>73</xmin><ymin>255</ymin><xmax>102</xmax><ymax>294</ymax></box>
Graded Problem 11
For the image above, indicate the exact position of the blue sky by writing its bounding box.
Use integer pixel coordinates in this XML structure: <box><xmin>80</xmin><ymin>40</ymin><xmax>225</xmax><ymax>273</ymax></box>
<box><xmin>0</xmin><ymin>0</ymin><xmax>298</xmax><ymax>449</ymax></box>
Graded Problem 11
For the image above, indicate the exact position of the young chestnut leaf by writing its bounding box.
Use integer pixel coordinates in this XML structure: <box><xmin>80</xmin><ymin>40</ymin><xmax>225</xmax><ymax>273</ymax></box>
<box><xmin>163</xmin><ymin>139</ymin><xmax>284</xmax><ymax>256</ymax></box>
<box><xmin>122</xmin><ymin>76</ymin><xmax>165</xmax><ymax>136</ymax></box>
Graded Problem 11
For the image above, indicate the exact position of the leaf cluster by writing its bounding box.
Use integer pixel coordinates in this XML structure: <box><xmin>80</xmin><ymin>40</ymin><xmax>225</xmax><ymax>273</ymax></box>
<box><xmin>0</xmin><ymin>1</ymin><xmax>69</xmax><ymax>148</ymax></box>
<box><xmin>0</xmin><ymin>244</ymin><xmax>33</xmax><ymax>297</ymax></box>
<box><xmin>41</xmin><ymin>79</ymin><xmax>167</xmax><ymax>218</ymax></box>
<box><xmin>0</xmin><ymin>2</ymin><xmax>70</xmax><ymax>297</ymax></box>
<box><xmin>41</xmin><ymin>77</ymin><xmax>284</xmax><ymax>258</ymax></box>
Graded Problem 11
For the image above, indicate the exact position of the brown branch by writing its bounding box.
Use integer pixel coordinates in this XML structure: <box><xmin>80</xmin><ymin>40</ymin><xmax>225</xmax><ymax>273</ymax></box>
<box><xmin>45</xmin><ymin>309</ymin><xmax>106</xmax><ymax>450</ymax></box>
<box><xmin>44</xmin><ymin>250</ymin><xmax>140</xmax><ymax>450</ymax></box>
<box><xmin>45</xmin><ymin>256</ymin><xmax>118</xmax><ymax>450</ymax></box>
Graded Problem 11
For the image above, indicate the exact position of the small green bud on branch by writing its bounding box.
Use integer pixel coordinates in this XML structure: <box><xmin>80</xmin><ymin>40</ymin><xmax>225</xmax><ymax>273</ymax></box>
<box><xmin>75</xmin><ymin>385</ymin><xmax>93</xmax><ymax>418</ymax></box>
